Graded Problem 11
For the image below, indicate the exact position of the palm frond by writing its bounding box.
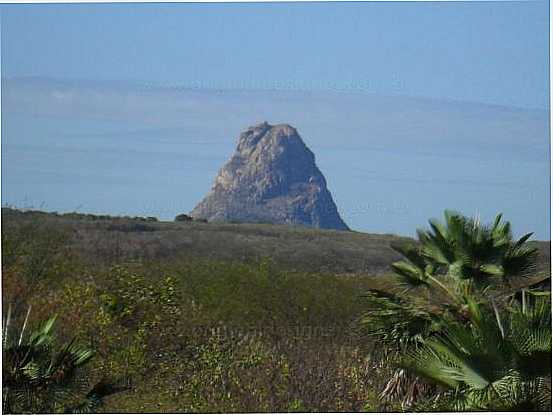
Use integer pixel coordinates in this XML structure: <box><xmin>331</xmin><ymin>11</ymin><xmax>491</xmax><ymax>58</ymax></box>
<box><xmin>2</xmin><ymin>311</ymin><xmax>103</xmax><ymax>414</ymax></box>
<box><xmin>401</xmin><ymin>291</ymin><xmax>551</xmax><ymax>411</ymax></box>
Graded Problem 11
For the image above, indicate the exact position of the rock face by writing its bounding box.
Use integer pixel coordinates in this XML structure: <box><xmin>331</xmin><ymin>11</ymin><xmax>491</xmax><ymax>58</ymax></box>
<box><xmin>191</xmin><ymin>122</ymin><xmax>349</xmax><ymax>231</ymax></box>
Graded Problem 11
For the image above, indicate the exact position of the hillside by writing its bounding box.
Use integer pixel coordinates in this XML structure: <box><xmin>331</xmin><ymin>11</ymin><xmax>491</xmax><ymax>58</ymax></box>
<box><xmin>2</xmin><ymin>207</ymin><xmax>550</xmax><ymax>277</ymax></box>
<box><xmin>1</xmin><ymin>208</ymin><xmax>406</xmax><ymax>275</ymax></box>
<box><xmin>2</xmin><ymin>206</ymin><xmax>550</xmax><ymax>412</ymax></box>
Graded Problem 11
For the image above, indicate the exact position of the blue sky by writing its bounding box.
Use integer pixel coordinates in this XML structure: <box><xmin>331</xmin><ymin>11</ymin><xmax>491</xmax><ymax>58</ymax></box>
<box><xmin>1</xmin><ymin>2</ymin><xmax>550</xmax><ymax>239</ymax></box>
<box><xmin>1</xmin><ymin>1</ymin><xmax>549</xmax><ymax>108</ymax></box>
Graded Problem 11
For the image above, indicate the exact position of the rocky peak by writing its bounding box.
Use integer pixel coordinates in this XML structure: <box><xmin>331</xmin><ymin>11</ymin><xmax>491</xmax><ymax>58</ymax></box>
<box><xmin>191</xmin><ymin>122</ymin><xmax>349</xmax><ymax>231</ymax></box>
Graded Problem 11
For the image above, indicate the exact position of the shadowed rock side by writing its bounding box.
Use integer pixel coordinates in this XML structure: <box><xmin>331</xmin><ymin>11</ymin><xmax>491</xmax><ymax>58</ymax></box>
<box><xmin>191</xmin><ymin>122</ymin><xmax>349</xmax><ymax>230</ymax></box>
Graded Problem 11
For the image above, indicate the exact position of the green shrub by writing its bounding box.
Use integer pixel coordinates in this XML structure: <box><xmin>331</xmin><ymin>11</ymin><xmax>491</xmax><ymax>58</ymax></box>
<box><xmin>1</xmin><ymin>310</ymin><xmax>124</xmax><ymax>413</ymax></box>
<box><xmin>175</xmin><ymin>214</ymin><xmax>193</xmax><ymax>222</ymax></box>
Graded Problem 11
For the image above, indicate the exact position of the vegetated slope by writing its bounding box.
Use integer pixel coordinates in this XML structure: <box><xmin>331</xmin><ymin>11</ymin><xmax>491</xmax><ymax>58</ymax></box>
<box><xmin>1</xmin><ymin>221</ymin><xmax>396</xmax><ymax>412</ymax></box>
<box><xmin>2</xmin><ymin>208</ymin><xmax>405</xmax><ymax>275</ymax></box>
<box><xmin>2</xmin><ymin>207</ymin><xmax>550</xmax><ymax>277</ymax></box>
<box><xmin>1</xmin><ymin>207</ymin><xmax>550</xmax><ymax>412</ymax></box>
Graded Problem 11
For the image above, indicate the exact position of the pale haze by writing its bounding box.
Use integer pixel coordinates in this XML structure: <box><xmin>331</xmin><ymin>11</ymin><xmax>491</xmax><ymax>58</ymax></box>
<box><xmin>1</xmin><ymin>2</ymin><xmax>550</xmax><ymax>239</ymax></box>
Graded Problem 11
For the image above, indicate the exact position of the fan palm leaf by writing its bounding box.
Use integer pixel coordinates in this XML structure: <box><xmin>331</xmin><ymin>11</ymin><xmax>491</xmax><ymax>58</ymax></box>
<box><xmin>366</xmin><ymin>211</ymin><xmax>545</xmax><ymax>410</ymax></box>
<box><xmin>2</xmin><ymin>309</ymin><xmax>124</xmax><ymax>414</ymax></box>
<box><xmin>402</xmin><ymin>293</ymin><xmax>551</xmax><ymax>411</ymax></box>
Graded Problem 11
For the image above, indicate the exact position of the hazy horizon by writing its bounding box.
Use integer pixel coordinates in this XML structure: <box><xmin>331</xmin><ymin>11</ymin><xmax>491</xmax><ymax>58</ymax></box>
<box><xmin>1</xmin><ymin>2</ymin><xmax>550</xmax><ymax>239</ymax></box>
<box><xmin>2</xmin><ymin>77</ymin><xmax>550</xmax><ymax>239</ymax></box>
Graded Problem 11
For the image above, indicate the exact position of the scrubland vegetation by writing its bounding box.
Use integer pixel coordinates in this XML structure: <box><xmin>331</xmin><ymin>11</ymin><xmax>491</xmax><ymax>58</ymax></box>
<box><xmin>2</xmin><ymin>208</ymin><xmax>551</xmax><ymax>412</ymax></box>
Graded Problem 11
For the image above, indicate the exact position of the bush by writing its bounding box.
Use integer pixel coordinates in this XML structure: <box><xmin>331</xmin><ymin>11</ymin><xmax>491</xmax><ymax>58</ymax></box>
<box><xmin>175</xmin><ymin>214</ymin><xmax>193</xmax><ymax>222</ymax></box>
<box><xmin>106</xmin><ymin>223</ymin><xmax>155</xmax><ymax>233</ymax></box>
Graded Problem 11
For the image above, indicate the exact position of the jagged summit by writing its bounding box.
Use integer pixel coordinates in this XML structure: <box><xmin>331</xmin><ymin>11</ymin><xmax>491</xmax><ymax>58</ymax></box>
<box><xmin>191</xmin><ymin>122</ymin><xmax>349</xmax><ymax>230</ymax></box>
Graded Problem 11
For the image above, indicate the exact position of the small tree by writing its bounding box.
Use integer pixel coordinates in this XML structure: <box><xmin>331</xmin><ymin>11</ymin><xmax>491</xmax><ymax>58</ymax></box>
<box><xmin>175</xmin><ymin>213</ymin><xmax>193</xmax><ymax>222</ymax></box>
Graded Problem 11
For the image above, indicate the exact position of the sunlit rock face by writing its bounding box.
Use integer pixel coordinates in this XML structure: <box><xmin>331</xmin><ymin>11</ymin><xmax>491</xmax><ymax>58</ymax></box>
<box><xmin>191</xmin><ymin>122</ymin><xmax>349</xmax><ymax>231</ymax></box>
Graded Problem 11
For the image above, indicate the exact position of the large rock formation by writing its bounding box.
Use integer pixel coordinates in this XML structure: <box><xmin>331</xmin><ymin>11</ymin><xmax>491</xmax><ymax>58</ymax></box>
<box><xmin>191</xmin><ymin>122</ymin><xmax>349</xmax><ymax>230</ymax></box>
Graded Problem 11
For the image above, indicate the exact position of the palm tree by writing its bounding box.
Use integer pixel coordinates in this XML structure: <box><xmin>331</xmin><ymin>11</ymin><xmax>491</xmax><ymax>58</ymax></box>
<box><xmin>2</xmin><ymin>308</ymin><xmax>126</xmax><ymax>413</ymax></box>
<box><xmin>403</xmin><ymin>290</ymin><xmax>551</xmax><ymax>411</ymax></box>
<box><xmin>361</xmin><ymin>211</ymin><xmax>544</xmax><ymax>409</ymax></box>
<box><xmin>385</xmin><ymin>211</ymin><xmax>540</xmax><ymax>325</ymax></box>
<box><xmin>392</xmin><ymin>210</ymin><xmax>538</xmax><ymax>291</ymax></box>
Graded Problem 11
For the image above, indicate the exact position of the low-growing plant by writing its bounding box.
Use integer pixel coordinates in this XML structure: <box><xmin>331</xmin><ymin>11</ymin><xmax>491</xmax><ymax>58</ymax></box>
<box><xmin>2</xmin><ymin>309</ymin><xmax>125</xmax><ymax>413</ymax></box>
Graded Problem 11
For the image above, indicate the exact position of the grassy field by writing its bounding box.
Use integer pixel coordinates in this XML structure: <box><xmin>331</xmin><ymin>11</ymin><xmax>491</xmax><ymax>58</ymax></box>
<box><xmin>2</xmin><ymin>207</ymin><xmax>550</xmax><ymax>412</ymax></box>
<box><xmin>3</xmin><ymin>208</ymin><xmax>549</xmax><ymax>276</ymax></box>
<box><xmin>1</xmin><ymin>207</ymin><xmax>414</xmax><ymax>275</ymax></box>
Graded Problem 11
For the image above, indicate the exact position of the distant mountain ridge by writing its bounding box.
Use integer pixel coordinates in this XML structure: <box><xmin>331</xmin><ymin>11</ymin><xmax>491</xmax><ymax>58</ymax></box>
<box><xmin>191</xmin><ymin>122</ymin><xmax>349</xmax><ymax>230</ymax></box>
